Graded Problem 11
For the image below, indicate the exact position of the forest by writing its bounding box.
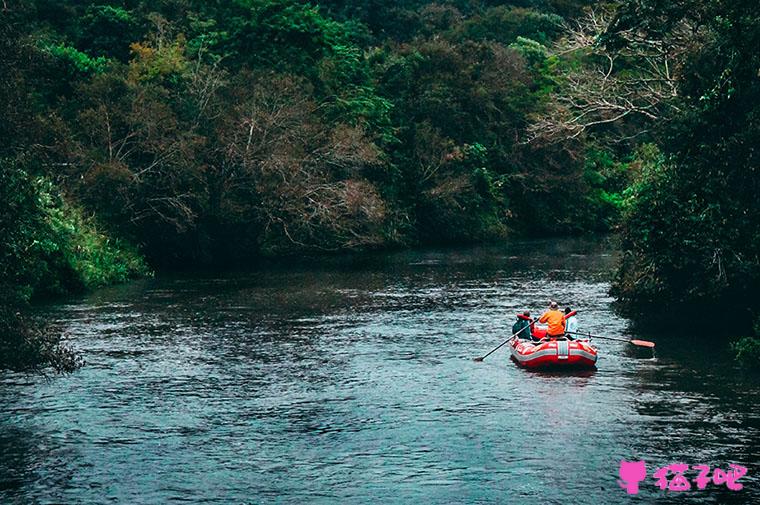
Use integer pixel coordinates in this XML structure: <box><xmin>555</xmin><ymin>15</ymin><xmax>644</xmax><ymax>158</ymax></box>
<box><xmin>1</xmin><ymin>0</ymin><xmax>758</xmax><ymax>370</ymax></box>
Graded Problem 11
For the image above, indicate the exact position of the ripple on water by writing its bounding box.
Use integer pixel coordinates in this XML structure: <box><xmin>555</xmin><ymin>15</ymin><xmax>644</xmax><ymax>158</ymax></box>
<box><xmin>3</xmin><ymin>239</ymin><xmax>760</xmax><ymax>504</ymax></box>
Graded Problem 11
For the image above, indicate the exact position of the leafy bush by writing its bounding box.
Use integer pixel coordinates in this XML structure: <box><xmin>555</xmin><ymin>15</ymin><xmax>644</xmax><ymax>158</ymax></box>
<box><xmin>580</xmin><ymin>146</ymin><xmax>641</xmax><ymax>230</ymax></box>
<box><xmin>0</xmin><ymin>162</ymin><xmax>149</xmax><ymax>371</ymax></box>
<box><xmin>458</xmin><ymin>7</ymin><xmax>564</xmax><ymax>45</ymax></box>
<box><xmin>0</xmin><ymin>162</ymin><xmax>150</xmax><ymax>299</ymax></box>
<box><xmin>510</xmin><ymin>36</ymin><xmax>549</xmax><ymax>68</ymax></box>
<box><xmin>45</xmin><ymin>43</ymin><xmax>108</xmax><ymax>75</ymax></box>
<box><xmin>733</xmin><ymin>316</ymin><xmax>760</xmax><ymax>368</ymax></box>
<box><xmin>0</xmin><ymin>286</ymin><xmax>83</xmax><ymax>373</ymax></box>
<box><xmin>417</xmin><ymin>143</ymin><xmax>507</xmax><ymax>243</ymax></box>
<box><xmin>79</xmin><ymin>5</ymin><xmax>140</xmax><ymax>61</ymax></box>
<box><xmin>37</xmin><ymin>178</ymin><xmax>150</xmax><ymax>292</ymax></box>
<box><xmin>731</xmin><ymin>337</ymin><xmax>760</xmax><ymax>370</ymax></box>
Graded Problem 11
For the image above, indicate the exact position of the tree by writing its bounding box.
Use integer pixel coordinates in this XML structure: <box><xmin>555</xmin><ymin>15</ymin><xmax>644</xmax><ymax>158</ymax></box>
<box><xmin>526</xmin><ymin>7</ymin><xmax>683</xmax><ymax>144</ymax></box>
<box><xmin>213</xmin><ymin>72</ymin><xmax>389</xmax><ymax>253</ymax></box>
<box><xmin>609</xmin><ymin>0</ymin><xmax>760</xmax><ymax>328</ymax></box>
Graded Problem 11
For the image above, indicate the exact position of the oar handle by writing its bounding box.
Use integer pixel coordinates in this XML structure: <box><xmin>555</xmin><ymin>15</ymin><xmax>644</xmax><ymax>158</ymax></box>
<box><xmin>565</xmin><ymin>331</ymin><xmax>655</xmax><ymax>348</ymax></box>
<box><xmin>565</xmin><ymin>331</ymin><xmax>626</xmax><ymax>342</ymax></box>
<box><xmin>476</xmin><ymin>319</ymin><xmax>534</xmax><ymax>361</ymax></box>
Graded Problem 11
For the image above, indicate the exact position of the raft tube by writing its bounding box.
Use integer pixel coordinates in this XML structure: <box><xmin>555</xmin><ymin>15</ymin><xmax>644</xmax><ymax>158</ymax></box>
<box><xmin>510</xmin><ymin>332</ymin><xmax>597</xmax><ymax>370</ymax></box>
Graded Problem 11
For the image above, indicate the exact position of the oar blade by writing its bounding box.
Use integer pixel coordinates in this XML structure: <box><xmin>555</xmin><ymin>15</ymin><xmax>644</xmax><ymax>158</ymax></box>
<box><xmin>631</xmin><ymin>339</ymin><xmax>655</xmax><ymax>348</ymax></box>
<box><xmin>473</xmin><ymin>357</ymin><xmax>484</xmax><ymax>362</ymax></box>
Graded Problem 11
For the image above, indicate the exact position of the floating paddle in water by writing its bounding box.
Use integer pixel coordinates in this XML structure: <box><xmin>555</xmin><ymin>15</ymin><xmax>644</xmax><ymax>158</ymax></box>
<box><xmin>473</xmin><ymin>320</ymin><xmax>534</xmax><ymax>362</ymax></box>
<box><xmin>565</xmin><ymin>331</ymin><xmax>655</xmax><ymax>348</ymax></box>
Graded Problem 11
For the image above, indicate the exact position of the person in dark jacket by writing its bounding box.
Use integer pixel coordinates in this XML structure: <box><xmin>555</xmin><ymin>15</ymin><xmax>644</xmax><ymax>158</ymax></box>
<box><xmin>512</xmin><ymin>311</ymin><xmax>536</xmax><ymax>341</ymax></box>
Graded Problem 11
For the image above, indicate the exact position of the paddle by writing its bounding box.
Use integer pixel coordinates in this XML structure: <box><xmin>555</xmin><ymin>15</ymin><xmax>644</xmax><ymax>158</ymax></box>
<box><xmin>565</xmin><ymin>331</ymin><xmax>655</xmax><ymax>348</ymax></box>
<box><xmin>473</xmin><ymin>319</ymin><xmax>534</xmax><ymax>362</ymax></box>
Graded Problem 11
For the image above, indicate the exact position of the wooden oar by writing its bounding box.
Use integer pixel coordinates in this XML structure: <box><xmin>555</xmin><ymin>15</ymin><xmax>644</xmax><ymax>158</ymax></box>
<box><xmin>473</xmin><ymin>320</ymin><xmax>534</xmax><ymax>362</ymax></box>
<box><xmin>565</xmin><ymin>331</ymin><xmax>655</xmax><ymax>348</ymax></box>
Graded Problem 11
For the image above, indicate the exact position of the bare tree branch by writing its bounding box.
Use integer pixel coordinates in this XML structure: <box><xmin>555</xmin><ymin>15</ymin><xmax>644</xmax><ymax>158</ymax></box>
<box><xmin>526</xmin><ymin>7</ymin><xmax>691</xmax><ymax>144</ymax></box>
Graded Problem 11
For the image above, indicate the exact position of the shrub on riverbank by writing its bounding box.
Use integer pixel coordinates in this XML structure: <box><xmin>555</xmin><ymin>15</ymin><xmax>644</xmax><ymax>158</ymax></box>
<box><xmin>609</xmin><ymin>0</ymin><xmax>760</xmax><ymax>332</ymax></box>
<box><xmin>1</xmin><ymin>164</ymin><xmax>150</xmax><ymax>300</ymax></box>
<box><xmin>732</xmin><ymin>337</ymin><xmax>760</xmax><ymax>370</ymax></box>
<box><xmin>0</xmin><ymin>286</ymin><xmax>82</xmax><ymax>373</ymax></box>
<box><xmin>0</xmin><ymin>163</ymin><xmax>148</xmax><ymax>371</ymax></box>
<box><xmin>731</xmin><ymin>317</ymin><xmax>760</xmax><ymax>369</ymax></box>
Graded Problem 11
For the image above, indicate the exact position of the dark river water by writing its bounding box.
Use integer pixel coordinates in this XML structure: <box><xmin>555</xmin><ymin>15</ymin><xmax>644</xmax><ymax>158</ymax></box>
<box><xmin>1</xmin><ymin>238</ymin><xmax>758</xmax><ymax>504</ymax></box>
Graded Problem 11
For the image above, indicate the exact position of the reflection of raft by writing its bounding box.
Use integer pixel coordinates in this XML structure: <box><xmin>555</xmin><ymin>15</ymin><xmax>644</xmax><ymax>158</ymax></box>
<box><xmin>510</xmin><ymin>327</ymin><xmax>598</xmax><ymax>369</ymax></box>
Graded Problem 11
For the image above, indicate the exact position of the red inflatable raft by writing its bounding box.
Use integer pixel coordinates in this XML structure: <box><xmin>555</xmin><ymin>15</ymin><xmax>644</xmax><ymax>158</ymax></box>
<box><xmin>510</xmin><ymin>325</ymin><xmax>598</xmax><ymax>370</ymax></box>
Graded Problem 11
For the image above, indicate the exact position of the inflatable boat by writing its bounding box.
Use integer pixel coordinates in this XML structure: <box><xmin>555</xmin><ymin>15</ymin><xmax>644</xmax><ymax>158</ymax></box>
<box><xmin>510</xmin><ymin>323</ymin><xmax>598</xmax><ymax>369</ymax></box>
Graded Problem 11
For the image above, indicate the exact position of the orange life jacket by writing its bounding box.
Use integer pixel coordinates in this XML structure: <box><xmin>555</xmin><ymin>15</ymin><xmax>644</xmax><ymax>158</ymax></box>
<box><xmin>539</xmin><ymin>309</ymin><xmax>566</xmax><ymax>336</ymax></box>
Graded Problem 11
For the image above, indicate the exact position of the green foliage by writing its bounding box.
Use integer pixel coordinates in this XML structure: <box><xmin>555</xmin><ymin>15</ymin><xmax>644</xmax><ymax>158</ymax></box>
<box><xmin>318</xmin><ymin>43</ymin><xmax>394</xmax><ymax>135</ymax></box>
<box><xmin>510</xmin><ymin>36</ymin><xmax>549</xmax><ymax>68</ymax></box>
<box><xmin>218</xmin><ymin>0</ymin><xmax>353</xmax><ymax>73</ymax></box>
<box><xmin>0</xmin><ymin>162</ymin><xmax>150</xmax><ymax>300</ymax></box>
<box><xmin>731</xmin><ymin>337</ymin><xmax>760</xmax><ymax>370</ymax></box>
<box><xmin>128</xmin><ymin>36</ymin><xmax>189</xmax><ymax>84</ymax></box>
<box><xmin>0</xmin><ymin>285</ymin><xmax>83</xmax><ymax>373</ymax></box>
<box><xmin>2</xmin><ymin>0</ymin><xmax>681</xmax><ymax>269</ymax></box>
<box><xmin>611</xmin><ymin>0</ymin><xmax>760</xmax><ymax>328</ymax></box>
<box><xmin>38</xmin><ymin>179</ymin><xmax>150</xmax><ymax>292</ymax></box>
<box><xmin>45</xmin><ymin>43</ymin><xmax>109</xmax><ymax>75</ymax></box>
<box><xmin>0</xmin><ymin>161</ymin><xmax>146</xmax><ymax>372</ymax></box>
<box><xmin>79</xmin><ymin>5</ymin><xmax>140</xmax><ymax>61</ymax></box>
<box><xmin>458</xmin><ymin>7</ymin><xmax>564</xmax><ymax>45</ymax></box>
<box><xmin>416</xmin><ymin>143</ymin><xmax>507</xmax><ymax>243</ymax></box>
<box><xmin>580</xmin><ymin>147</ymin><xmax>639</xmax><ymax>229</ymax></box>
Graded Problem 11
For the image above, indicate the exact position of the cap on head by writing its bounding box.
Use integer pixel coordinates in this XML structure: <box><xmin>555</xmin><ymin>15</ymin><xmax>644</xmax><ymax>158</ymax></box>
<box><xmin>550</xmin><ymin>301</ymin><xmax>558</xmax><ymax>309</ymax></box>
<box><xmin>523</xmin><ymin>311</ymin><xmax>530</xmax><ymax>317</ymax></box>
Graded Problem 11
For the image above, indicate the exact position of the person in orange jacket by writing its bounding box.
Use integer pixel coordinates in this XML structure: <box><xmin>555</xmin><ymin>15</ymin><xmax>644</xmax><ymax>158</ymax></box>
<box><xmin>538</xmin><ymin>301</ymin><xmax>565</xmax><ymax>339</ymax></box>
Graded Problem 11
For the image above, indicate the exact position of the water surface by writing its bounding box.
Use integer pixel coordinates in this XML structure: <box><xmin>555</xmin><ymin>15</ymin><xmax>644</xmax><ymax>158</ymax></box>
<box><xmin>1</xmin><ymin>238</ymin><xmax>758</xmax><ymax>504</ymax></box>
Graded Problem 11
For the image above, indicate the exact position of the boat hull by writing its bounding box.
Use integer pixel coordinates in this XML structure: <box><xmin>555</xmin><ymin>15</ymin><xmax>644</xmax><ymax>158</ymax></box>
<box><xmin>510</xmin><ymin>337</ymin><xmax>598</xmax><ymax>370</ymax></box>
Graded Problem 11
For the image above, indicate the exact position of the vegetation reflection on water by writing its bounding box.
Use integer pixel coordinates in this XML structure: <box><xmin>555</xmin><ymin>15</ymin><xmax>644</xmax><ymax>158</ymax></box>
<box><xmin>1</xmin><ymin>238</ymin><xmax>758</xmax><ymax>504</ymax></box>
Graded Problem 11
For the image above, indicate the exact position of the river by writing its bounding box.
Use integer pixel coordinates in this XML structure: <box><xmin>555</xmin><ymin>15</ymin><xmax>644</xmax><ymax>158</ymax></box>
<box><xmin>1</xmin><ymin>238</ymin><xmax>758</xmax><ymax>504</ymax></box>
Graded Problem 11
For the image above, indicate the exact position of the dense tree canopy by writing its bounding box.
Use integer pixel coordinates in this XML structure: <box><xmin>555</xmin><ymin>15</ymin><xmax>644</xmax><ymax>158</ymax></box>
<box><xmin>607</xmin><ymin>0</ymin><xmax>760</xmax><ymax>329</ymax></box>
<box><xmin>1</xmin><ymin>0</ymin><xmax>758</xmax><ymax>369</ymax></box>
<box><xmin>1</xmin><ymin>0</ymin><xmax>626</xmax><ymax>269</ymax></box>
